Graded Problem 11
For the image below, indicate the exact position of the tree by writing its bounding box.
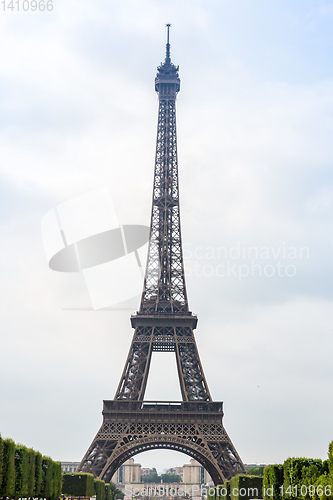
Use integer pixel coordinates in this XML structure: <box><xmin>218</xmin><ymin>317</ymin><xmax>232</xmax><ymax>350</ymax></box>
<box><xmin>161</xmin><ymin>473</ymin><xmax>182</xmax><ymax>483</ymax></box>
<box><xmin>329</xmin><ymin>441</ymin><xmax>333</xmax><ymax>476</ymax></box>
<box><xmin>142</xmin><ymin>472</ymin><xmax>161</xmax><ymax>483</ymax></box>
<box><xmin>14</xmin><ymin>445</ymin><xmax>36</xmax><ymax>497</ymax></box>
<box><xmin>246</xmin><ymin>466</ymin><xmax>264</xmax><ymax>477</ymax></box>
<box><xmin>110</xmin><ymin>481</ymin><xmax>125</xmax><ymax>499</ymax></box>
<box><xmin>62</xmin><ymin>472</ymin><xmax>95</xmax><ymax>497</ymax></box>
<box><xmin>0</xmin><ymin>439</ymin><xmax>15</xmax><ymax>498</ymax></box>
<box><xmin>34</xmin><ymin>451</ymin><xmax>43</xmax><ymax>497</ymax></box>
<box><xmin>0</xmin><ymin>434</ymin><xmax>4</xmax><ymax>491</ymax></box>
<box><xmin>41</xmin><ymin>457</ymin><xmax>54</xmax><ymax>499</ymax></box>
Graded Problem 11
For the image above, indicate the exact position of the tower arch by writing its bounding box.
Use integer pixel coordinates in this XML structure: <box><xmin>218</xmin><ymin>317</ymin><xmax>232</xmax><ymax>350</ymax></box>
<box><xmin>100</xmin><ymin>439</ymin><xmax>222</xmax><ymax>485</ymax></box>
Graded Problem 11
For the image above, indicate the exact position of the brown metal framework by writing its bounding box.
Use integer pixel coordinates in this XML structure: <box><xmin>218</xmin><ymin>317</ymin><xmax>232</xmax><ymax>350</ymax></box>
<box><xmin>78</xmin><ymin>26</ymin><xmax>245</xmax><ymax>485</ymax></box>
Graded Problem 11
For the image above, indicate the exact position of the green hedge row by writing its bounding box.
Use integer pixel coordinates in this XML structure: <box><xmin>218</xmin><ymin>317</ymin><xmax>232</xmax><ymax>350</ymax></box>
<box><xmin>0</xmin><ymin>433</ymin><xmax>125</xmax><ymax>500</ymax></box>
<box><xmin>207</xmin><ymin>475</ymin><xmax>262</xmax><ymax>500</ymax></box>
<box><xmin>230</xmin><ymin>475</ymin><xmax>262</xmax><ymax>500</ymax></box>
<box><xmin>0</xmin><ymin>433</ymin><xmax>126</xmax><ymax>500</ymax></box>
<box><xmin>262</xmin><ymin>441</ymin><xmax>333</xmax><ymax>500</ymax></box>
<box><xmin>263</xmin><ymin>464</ymin><xmax>284</xmax><ymax>500</ymax></box>
<box><xmin>208</xmin><ymin>441</ymin><xmax>333</xmax><ymax>500</ymax></box>
<box><xmin>0</xmin><ymin>434</ymin><xmax>62</xmax><ymax>499</ymax></box>
<box><xmin>62</xmin><ymin>473</ymin><xmax>117</xmax><ymax>500</ymax></box>
<box><xmin>62</xmin><ymin>472</ymin><xmax>95</xmax><ymax>497</ymax></box>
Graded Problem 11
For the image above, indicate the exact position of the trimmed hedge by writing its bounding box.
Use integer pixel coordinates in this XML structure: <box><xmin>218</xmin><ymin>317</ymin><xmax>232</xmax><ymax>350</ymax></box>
<box><xmin>0</xmin><ymin>436</ymin><xmax>62</xmax><ymax>500</ymax></box>
<box><xmin>41</xmin><ymin>456</ymin><xmax>54</xmax><ymax>499</ymax></box>
<box><xmin>217</xmin><ymin>481</ymin><xmax>231</xmax><ymax>500</ymax></box>
<box><xmin>0</xmin><ymin>438</ymin><xmax>15</xmax><ymax>498</ymax></box>
<box><xmin>262</xmin><ymin>441</ymin><xmax>333</xmax><ymax>500</ymax></box>
<box><xmin>62</xmin><ymin>472</ymin><xmax>95</xmax><ymax>497</ymax></box>
<box><xmin>329</xmin><ymin>442</ymin><xmax>333</xmax><ymax>476</ymax></box>
<box><xmin>208</xmin><ymin>476</ymin><xmax>261</xmax><ymax>500</ymax></box>
<box><xmin>105</xmin><ymin>482</ymin><xmax>113</xmax><ymax>500</ymax></box>
<box><xmin>62</xmin><ymin>476</ymin><xmax>119</xmax><ymax>500</ymax></box>
<box><xmin>283</xmin><ymin>458</ymin><xmax>327</xmax><ymax>500</ymax></box>
<box><xmin>0</xmin><ymin>434</ymin><xmax>3</xmax><ymax>489</ymax></box>
<box><xmin>230</xmin><ymin>474</ymin><xmax>262</xmax><ymax>500</ymax></box>
<box><xmin>224</xmin><ymin>480</ymin><xmax>231</xmax><ymax>500</ymax></box>
<box><xmin>52</xmin><ymin>460</ymin><xmax>63</xmax><ymax>498</ymax></box>
<box><xmin>207</xmin><ymin>485</ymin><xmax>219</xmax><ymax>500</ymax></box>
<box><xmin>95</xmin><ymin>478</ymin><xmax>106</xmax><ymax>500</ymax></box>
<box><xmin>15</xmin><ymin>445</ymin><xmax>36</xmax><ymax>497</ymax></box>
<box><xmin>34</xmin><ymin>451</ymin><xmax>44</xmax><ymax>497</ymax></box>
<box><xmin>263</xmin><ymin>464</ymin><xmax>284</xmax><ymax>500</ymax></box>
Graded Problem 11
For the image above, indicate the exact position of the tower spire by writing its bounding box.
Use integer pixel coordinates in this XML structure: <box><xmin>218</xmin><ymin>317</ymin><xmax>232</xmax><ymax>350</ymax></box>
<box><xmin>165</xmin><ymin>23</ymin><xmax>171</xmax><ymax>63</ymax></box>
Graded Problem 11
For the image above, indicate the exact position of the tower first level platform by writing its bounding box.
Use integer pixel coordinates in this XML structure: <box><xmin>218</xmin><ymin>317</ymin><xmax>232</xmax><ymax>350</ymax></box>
<box><xmin>79</xmin><ymin>401</ymin><xmax>244</xmax><ymax>485</ymax></box>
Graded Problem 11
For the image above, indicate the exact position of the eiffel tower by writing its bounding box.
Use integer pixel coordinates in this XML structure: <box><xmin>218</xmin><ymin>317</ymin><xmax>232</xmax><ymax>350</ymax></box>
<box><xmin>78</xmin><ymin>25</ymin><xmax>245</xmax><ymax>485</ymax></box>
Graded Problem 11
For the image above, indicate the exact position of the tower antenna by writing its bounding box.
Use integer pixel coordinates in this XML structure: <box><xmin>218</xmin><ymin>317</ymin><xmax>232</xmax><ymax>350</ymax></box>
<box><xmin>165</xmin><ymin>23</ymin><xmax>171</xmax><ymax>62</ymax></box>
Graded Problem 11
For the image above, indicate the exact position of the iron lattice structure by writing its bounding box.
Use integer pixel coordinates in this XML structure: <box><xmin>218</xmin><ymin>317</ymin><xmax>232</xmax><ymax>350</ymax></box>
<box><xmin>78</xmin><ymin>26</ymin><xmax>245</xmax><ymax>485</ymax></box>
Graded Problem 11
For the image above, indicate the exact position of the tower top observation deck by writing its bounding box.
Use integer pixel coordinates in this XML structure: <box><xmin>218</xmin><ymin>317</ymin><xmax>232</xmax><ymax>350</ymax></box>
<box><xmin>155</xmin><ymin>24</ymin><xmax>180</xmax><ymax>95</ymax></box>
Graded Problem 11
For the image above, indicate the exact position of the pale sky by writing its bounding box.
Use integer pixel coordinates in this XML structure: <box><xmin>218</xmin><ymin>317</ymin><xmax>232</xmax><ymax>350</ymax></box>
<box><xmin>1</xmin><ymin>0</ymin><xmax>333</xmax><ymax>474</ymax></box>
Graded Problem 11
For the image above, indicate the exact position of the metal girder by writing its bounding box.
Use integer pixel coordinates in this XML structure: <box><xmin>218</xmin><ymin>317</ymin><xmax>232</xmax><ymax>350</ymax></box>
<box><xmin>140</xmin><ymin>96</ymin><xmax>188</xmax><ymax>315</ymax></box>
<box><xmin>115</xmin><ymin>325</ymin><xmax>211</xmax><ymax>401</ymax></box>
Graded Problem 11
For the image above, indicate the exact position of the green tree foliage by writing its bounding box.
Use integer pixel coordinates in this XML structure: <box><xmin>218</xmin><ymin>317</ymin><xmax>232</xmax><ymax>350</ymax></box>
<box><xmin>0</xmin><ymin>439</ymin><xmax>15</xmax><ymax>498</ymax></box>
<box><xmin>62</xmin><ymin>472</ymin><xmax>95</xmax><ymax>497</ymax></box>
<box><xmin>207</xmin><ymin>485</ymin><xmax>217</xmax><ymax>500</ymax></box>
<box><xmin>283</xmin><ymin>458</ymin><xmax>326</xmax><ymax>500</ymax></box>
<box><xmin>105</xmin><ymin>482</ymin><xmax>113</xmax><ymax>500</ymax></box>
<box><xmin>301</xmin><ymin>460</ymin><xmax>326</xmax><ymax>499</ymax></box>
<box><xmin>95</xmin><ymin>478</ymin><xmax>106</xmax><ymax>500</ymax></box>
<box><xmin>312</xmin><ymin>443</ymin><xmax>333</xmax><ymax>500</ymax></box>
<box><xmin>110</xmin><ymin>480</ymin><xmax>124</xmax><ymax>499</ymax></box>
<box><xmin>323</xmin><ymin>461</ymin><xmax>330</xmax><ymax>475</ymax></box>
<box><xmin>114</xmin><ymin>487</ymin><xmax>124</xmax><ymax>499</ymax></box>
<box><xmin>263</xmin><ymin>464</ymin><xmax>284</xmax><ymax>500</ymax></box>
<box><xmin>0</xmin><ymin>436</ymin><xmax>61</xmax><ymax>500</ymax></box>
<box><xmin>210</xmin><ymin>482</ymin><xmax>231</xmax><ymax>500</ymax></box>
<box><xmin>14</xmin><ymin>445</ymin><xmax>36</xmax><ymax>497</ymax></box>
<box><xmin>27</xmin><ymin>448</ymin><xmax>37</xmax><ymax>496</ymax></box>
<box><xmin>313</xmin><ymin>474</ymin><xmax>333</xmax><ymax>500</ymax></box>
<box><xmin>52</xmin><ymin>461</ymin><xmax>62</xmax><ymax>498</ymax></box>
<box><xmin>329</xmin><ymin>442</ymin><xmax>333</xmax><ymax>476</ymax></box>
<box><xmin>34</xmin><ymin>451</ymin><xmax>43</xmax><ymax>497</ymax></box>
<box><xmin>142</xmin><ymin>472</ymin><xmax>161</xmax><ymax>483</ymax></box>
<box><xmin>246</xmin><ymin>466</ymin><xmax>265</xmax><ymax>477</ymax></box>
<box><xmin>41</xmin><ymin>457</ymin><xmax>54</xmax><ymax>499</ymax></box>
<box><xmin>0</xmin><ymin>434</ymin><xmax>3</xmax><ymax>490</ymax></box>
<box><xmin>229</xmin><ymin>474</ymin><xmax>263</xmax><ymax>500</ymax></box>
<box><xmin>160</xmin><ymin>473</ymin><xmax>182</xmax><ymax>483</ymax></box>
<box><xmin>224</xmin><ymin>480</ymin><xmax>231</xmax><ymax>500</ymax></box>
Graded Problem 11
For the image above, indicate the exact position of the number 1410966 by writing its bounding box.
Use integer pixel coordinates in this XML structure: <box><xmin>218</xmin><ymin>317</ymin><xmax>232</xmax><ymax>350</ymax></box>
<box><xmin>280</xmin><ymin>485</ymin><xmax>332</xmax><ymax>497</ymax></box>
<box><xmin>1</xmin><ymin>0</ymin><xmax>53</xmax><ymax>11</ymax></box>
